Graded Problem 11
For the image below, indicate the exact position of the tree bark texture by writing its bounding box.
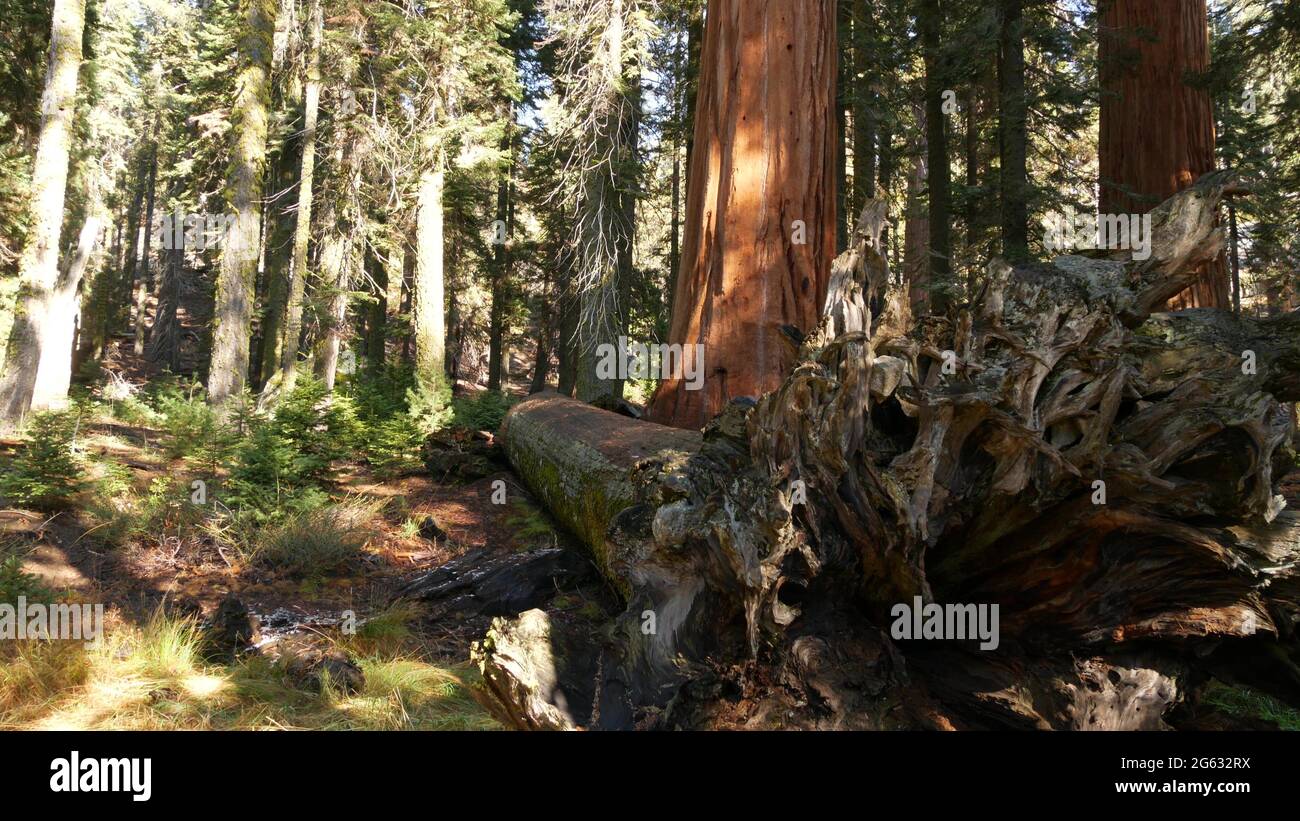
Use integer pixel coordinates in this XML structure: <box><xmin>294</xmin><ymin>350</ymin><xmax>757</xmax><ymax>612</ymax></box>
<box><xmin>208</xmin><ymin>0</ymin><xmax>276</xmax><ymax>407</ymax></box>
<box><xmin>1099</xmin><ymin>0</ymin><xmax>1226</xmax><ymax>309</ymax></box>
<box><xmin>413</xmin><ymin>164</ymin><xmax>446</xmax><ymax>387</ymax></box>
<box><xmin>0</xmin><ymin>0</ymin><xmax>86</xmax><ymax>425</ymax></box>
<box><xmin>648</xmin><ymin>0</ymin><xmax>838</xmax><ymax>431</ymax></box>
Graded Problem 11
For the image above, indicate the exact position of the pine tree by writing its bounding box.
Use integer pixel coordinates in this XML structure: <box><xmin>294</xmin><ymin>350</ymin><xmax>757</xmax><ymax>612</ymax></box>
<box><xmin>0</xmin><ymin>0</ymin><xmax>87</xmax><ymax>425</ymax></box>
<box><xmin>207</xmin><ymin>0</ymin><xmax>278</xmax><ymax>408</ymax></box>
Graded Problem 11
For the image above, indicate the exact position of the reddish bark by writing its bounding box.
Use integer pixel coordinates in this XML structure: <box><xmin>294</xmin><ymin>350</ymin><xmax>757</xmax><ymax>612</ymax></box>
<box><xmin>647</xmin><ymin>0</ymin><xmax>838</xmax><ymax>431</ymax></box>
<box><xmin>1099</xmin><ymin>0</ymin><xmax>1226</xmax><ymax>308</ymax></box>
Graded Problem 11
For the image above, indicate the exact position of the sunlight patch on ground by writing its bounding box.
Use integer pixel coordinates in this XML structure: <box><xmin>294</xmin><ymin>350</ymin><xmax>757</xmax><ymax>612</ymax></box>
<box><xmin>2</xmin><ymin>613</ymin><xmax>499</xmax><ymax>731</ymax></box>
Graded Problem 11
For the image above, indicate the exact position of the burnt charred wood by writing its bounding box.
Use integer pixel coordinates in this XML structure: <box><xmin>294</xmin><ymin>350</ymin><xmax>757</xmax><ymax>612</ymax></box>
<box><xmin>393</xmin><ymin>547</ymin><xmax>595</xmax><ymax>621</ymax></box>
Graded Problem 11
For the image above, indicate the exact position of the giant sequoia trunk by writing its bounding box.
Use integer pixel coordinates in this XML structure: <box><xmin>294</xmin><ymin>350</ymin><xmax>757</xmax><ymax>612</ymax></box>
<box><xmin>1099</xmin><ymin>0</ymin><xmax>1226</xmax><ymax>310</ymax></box>
<box><xmin>481</xmin><ymin>175</ymin><xmax>1300</xmax><ymax>730</ymax></box>
<box><xmin>647</xmin><ymin>0</ymin><xmax>838</xmax><ymax>431</ymax></box>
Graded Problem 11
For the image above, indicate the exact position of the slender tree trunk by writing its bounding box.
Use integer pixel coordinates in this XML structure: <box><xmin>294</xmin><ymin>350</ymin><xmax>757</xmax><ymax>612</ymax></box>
<box><xmin>667</xmin><ymin>20</ymin><xmax>684</xmax><ymax>326</ymax></box>
<box><xmin>964</xmin><ymin>86</ymin><xmax>978</xmax><ymax>256</ymax></box>
<box><xmin>133</xmin><ymin>143</ymin><xmax>158</xmax><ymax>356</ymax></box>
<box><xmin>556</xmin><ymin>256</ymin><xmax>578</xmax><ymax>397</ymax></box>
<box><xmin>208</xmin><ymin>0</ymin><xmax>277</xmax><ymax>407</ymax></box>
<box><xmin>663</xmin><ymin>0</ymin><xmax>702</xmax><ymax>341</ymax></box>
<box><xmin>878</xmin><ymin>120</ymin><xmax>893</xmax><ymax>268</ymax></box>
<box><xmin>488</xmin><ymin>121</ymin><xmax>513</xmax><ymax>392</ymax></box>
<box><xmin>1229</xmin><ymin>198</ymin><xmax>1241</xmax><ymax>314</ymax></box>
<box><xmin>413</xmin><ymin>163</ymin><xmax>446</xmax><ymax>387</ymax></box>
<box><xmin>963</xmin><ymin>87</ymin><xmax>979</xmax><ymax>296</ymax></box>
<box><xmin>118</xmin><ymin>160</ymin><xmax>145</xmax><ymax>333</ymax></box>
<box><xmin>920</xmin><ymin>0</ymin><xmax>953</xmax><ymax>312</ymax></box>
<box><xmin>647</xmin><ymin>0</ymin><xmax>838</xmax><ymax>430</ymax></box>
<box><xmin>312</xmin><ymin>221</ymin><xmax>348</xmax><ymax>390</ymax></box>
<box><xmin>364</xmin><ymin>241</ymin><xmax>386</xmax><ymax>371</ymax></box>
<box><xmin>904</xmin><ymin>148</ymin><xmax>931</xmax><ymax>312</ymax></box>
<box><xmin>400</xmin><ymin>234</ymin><xmax>415</xmax><ymax>365</ymax></box>
<box><xmin>50</xmin><ymin>212</ymin><xmax>102</xmax><ymax>388</ymax></box>
<box><xmin>573</xmin><ymin>2</ymin><xmax>640</xmax><ymax>405</ymax></box>
<box><xmin>109</xmin><ymin>204</ymin><xmax>122</xmax><ymax>277</ymax></box>
<box><xmin>998</xmin><ymin>0</ymin><xmax>1029</xmax><ymax>261</ymax></box>
<box><xmin>668</xmin><ymin>143</ymin><xmax>681</xmax><ymax>331</ymax></box>
<box><xmin>257</xmin><ymin>138</ymin><xmax>301</xmax><ymax>386</ymax></box>
<box><xmin>385</xmin><ymin>242</ymin><xmax>404</xmax><ymax>325</ymax></box>
<box><xmin>528</xmin><ymin>329</ymin><xmax>551</xmax><ymax>394</ymax></box>
<box><xmin>74</xmin><ymin>195</ymin><xmax>113</xmax><ymax>371</ymax></box>
<box><xmin>381</xmin><ymin>238</ymin><xmax>406</xmax><ymax>364</ymax></box>
<box><xmin>682</xmin><ymin>3</ymin><xmax>704</xmax><ymax>186</ymax></box>
<box><xmin>146</xmin><ymin>235</ymin><xmax>184</xmax><ymax>373</ymax></box>
<box><xmin>836</xmin><ymin>0</ymin><xmax>851</xmax><ymax>253</ymax></box>
<box><xmin>528</xmin><ymin>270</ymin><xmax>553</xmax><ymax>394</ymax></box>
<box><xmin>852</xmin><ymin>0</ymin><xmax>876</xmax><ymax>212</ymax></box>
<box><xmin>1099</xmin><ymin>0</ymin><xmax>1225</xmax><ymax>308</ymax></box>
<box><xmin>145</xmin><ymin>144</ymin><xmax>193</xmax><ymax>373</ymax></box>
<box><xmin>272</xmin><ymin>0</ymin><xmax>321</xmax><ymax>394</ymax></box>
<box><xmin>612</xmin><ymin>68</ymin><xmax>641</xmax><ymax>389</ymax></box>
<box><xmin>0</xmin><ymin>0</ymin><xmax>87</xmax><ymax>425</ymax></box>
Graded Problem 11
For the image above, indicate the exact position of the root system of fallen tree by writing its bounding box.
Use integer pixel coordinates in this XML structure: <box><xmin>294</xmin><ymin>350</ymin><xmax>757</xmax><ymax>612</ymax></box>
<box><xmin>469</xmin><ymin>173</ymin><xmax>1300</xmax><ymax>730</ymax></box>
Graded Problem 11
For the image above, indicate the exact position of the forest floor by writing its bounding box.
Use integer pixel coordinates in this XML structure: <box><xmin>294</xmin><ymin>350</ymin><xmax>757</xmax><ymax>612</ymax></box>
<box><xmin>0</xmin><ymin>336</ymin><xmax>622</xmax><ymax>730</ymax></box>
<box><xmin>2</xmin><ymin>339</ymin><xmax>1298</xmax><ymax>730</ymax></box>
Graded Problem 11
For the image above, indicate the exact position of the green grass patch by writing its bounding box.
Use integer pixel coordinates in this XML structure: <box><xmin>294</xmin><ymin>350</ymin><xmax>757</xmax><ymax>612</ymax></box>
<box><xmin>1204</xmin><ymin>681</ymin><xmax>1300</xmax><ymax>730</ymax></box>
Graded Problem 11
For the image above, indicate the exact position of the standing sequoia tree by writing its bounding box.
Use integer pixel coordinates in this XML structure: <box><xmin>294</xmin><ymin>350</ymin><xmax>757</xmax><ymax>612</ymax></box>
<box><xmin>1099</xmin><ymin>0</ymin><xmax>1226</xmax><ymax>309</ymax></box>
<box><xmin>647</xmin><ymin>0</ymin><xmax>838</xmax><ymax>431</ymax></box>
<box><xmin>0</xmin><ymin>0</ymin><xmax>86</xmax><ymax>425</ymax></box>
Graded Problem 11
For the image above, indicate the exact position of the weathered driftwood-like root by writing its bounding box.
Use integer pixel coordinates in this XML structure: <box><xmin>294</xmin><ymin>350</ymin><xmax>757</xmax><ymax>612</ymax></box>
<box><xmin>482</xmin><ymin>173</ymin><xmax>1300</xmax><ymax>730</ymax></box>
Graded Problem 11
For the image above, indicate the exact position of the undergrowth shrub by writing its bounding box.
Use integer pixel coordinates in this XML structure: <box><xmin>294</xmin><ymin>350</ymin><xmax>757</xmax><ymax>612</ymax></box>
<box><xmin>365</xmin><ymin>415</ymin><xmax>425</xmax><ymax>477</ymax></box>
<box><xmin>222</xmin><ymin>377</ymin><xmax>361</xmax><ymax>517</ymax></box>
<box><xmin>150</xmin><ymin>378</ymin><xmax>233</xmax><ymax>466</ymax></box>
<box><xmin>269</xmin><ymin>376</ymin><xmax>362</xmax><ymax>480</ymax></box>
<box><xmin>0</xmin><ymin>555</ymin><xmax>54</xmax><ymax>604</ymax></box>
<box><xmin>344</xmin><ymin>363</ymin><xmax>415</xmax><ymax>422</ymax></box>
<box><xmin>87</xmin><ymin>476</ymin><xmax>206</xmax><ymax>549</ymax></box>
<box><xmin>451</xmin><ymin>390</ymin><xmax>514</xmax><ymax>432</ymax></box>
<box><xmin>407</xmin><ymin>375</ymin><xmax>454</xmax><ymax>434</ymax></box>
<box><xmin>81</xmin><ymin>458</ymin><xmax>138</xmax><ymax>545</ymax></box>
<box><xmin>0</xmin><ymin>411</ymin><xmax>85</xmax><ymax>510</ymax></box>
<box><xmin>343</xmin><ymin>366</ymin><xmax>446</xmax><ymax>475</ymax></box>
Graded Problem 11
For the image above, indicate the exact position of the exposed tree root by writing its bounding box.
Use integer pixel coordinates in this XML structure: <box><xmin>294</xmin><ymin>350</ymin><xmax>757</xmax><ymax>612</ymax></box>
<box><xmin>474</xmin><ymin>173</ymin><xmax>1300</xmax><ymax>730</ymax></box>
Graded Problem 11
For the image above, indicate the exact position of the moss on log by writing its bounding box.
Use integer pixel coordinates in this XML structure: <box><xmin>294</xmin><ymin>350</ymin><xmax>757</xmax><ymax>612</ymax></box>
<box><xmin>501</xmin><ymin>392</ymin><xmax>701</xmax><ymax>588</ymax></box>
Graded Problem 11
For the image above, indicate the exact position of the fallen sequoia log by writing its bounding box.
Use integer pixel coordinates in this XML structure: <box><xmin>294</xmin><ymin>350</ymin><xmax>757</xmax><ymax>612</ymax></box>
<box><xmin>476</xmin><ymin>172</ymin><xmax>1300</xmax><ymax>730</ymax></box>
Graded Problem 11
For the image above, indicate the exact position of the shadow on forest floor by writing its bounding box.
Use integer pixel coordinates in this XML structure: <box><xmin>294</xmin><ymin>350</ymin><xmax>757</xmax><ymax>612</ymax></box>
<box><xmin>0</xmin><ymin>394</ymin><xmax>575</xmax><ymax>729</ymax></box>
